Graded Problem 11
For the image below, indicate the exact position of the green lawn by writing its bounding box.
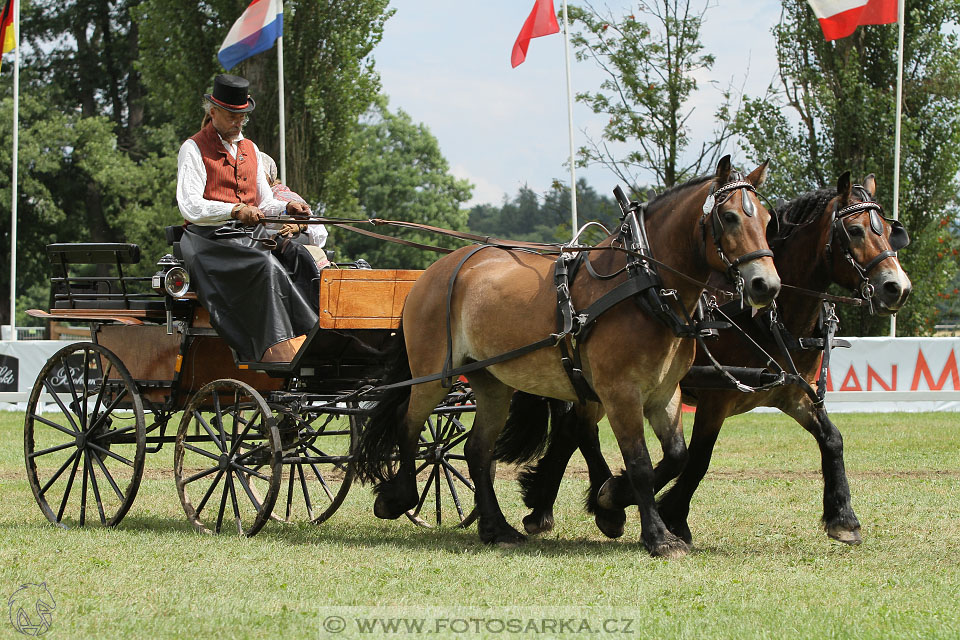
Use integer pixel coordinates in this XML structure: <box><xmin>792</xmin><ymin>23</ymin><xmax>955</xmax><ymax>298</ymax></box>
<box><xmin>2</xmin><ymin>410</ymin><xmax>959</xmax><ymax>639</ymax></box>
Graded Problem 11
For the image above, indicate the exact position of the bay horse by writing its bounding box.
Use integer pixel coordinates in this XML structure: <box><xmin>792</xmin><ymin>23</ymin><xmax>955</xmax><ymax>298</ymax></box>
<box><xmin>355</xmin><ymin>156</ymin><xmax>780</xmax><ymax>558</ymax></box>
<box><xmin>495</xmin><ymin>172</ymin><xmax>911</xmax><ymax>547</ymax></box>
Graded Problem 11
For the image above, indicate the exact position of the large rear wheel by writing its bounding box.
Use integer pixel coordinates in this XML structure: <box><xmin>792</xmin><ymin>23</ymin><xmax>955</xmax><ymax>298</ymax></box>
<box><xmin>24</xmin><ymin>342</ymin><xmax>146</xmax><ymax>528</ymax></box>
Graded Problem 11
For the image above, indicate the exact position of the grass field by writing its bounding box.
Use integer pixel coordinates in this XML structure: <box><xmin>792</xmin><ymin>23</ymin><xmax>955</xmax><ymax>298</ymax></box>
<box><xmin>2</xmin><ymin>410</ymin><xmax>960</xmax><ymax>639</ymax></box>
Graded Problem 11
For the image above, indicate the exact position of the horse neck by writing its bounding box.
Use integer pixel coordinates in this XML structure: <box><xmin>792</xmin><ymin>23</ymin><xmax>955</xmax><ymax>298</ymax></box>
<box><xmin>645</xmin><ymin>189</ymin><xmax>713</xmax><ymax>309</ymax></box>
<box><xmin>774</xmin><ymin>218</ymin><xmax>833</xmax><ymax>336</ymax></box>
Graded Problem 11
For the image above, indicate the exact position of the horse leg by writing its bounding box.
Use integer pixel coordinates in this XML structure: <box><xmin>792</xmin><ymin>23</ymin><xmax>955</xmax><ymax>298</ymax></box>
<box><xmin>782</xmin><ymin>398</ymin><xmax>861</xmax><ymax>545</ymax></box>
<box><xmin>466</xmin><ymin>372</ymin><xmax>527</xmax><ymax>546</ymax></box>
<box><xmin>517</xmin><ymin>402</ymin><xmax>578</xmax><ymax>535</ymax></box>
<box><xmin>606</xmin><ymin>402</ymin><xmax>688</xmax><ymax>558</ymax></box>
<box><xmin>596</xmin><ymin>390</ymin><xmax>687</xmax><ymax>511</ymax></box>
<box><xmin>372</xmin><ymin>381</ymin><xmax>449</xmax><ymax>520</ymax></box>
<box><xmin>656</xmin><ymin>396</ymin><xmax>728</xmax><ymax>545</ymax></box>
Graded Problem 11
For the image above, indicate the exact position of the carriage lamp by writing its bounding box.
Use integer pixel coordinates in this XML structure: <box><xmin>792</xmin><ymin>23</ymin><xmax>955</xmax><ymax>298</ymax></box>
<box><xmin>153</xmin><ymin>254</ymin><xmax>190</xmax><ymax>297</ymax></box>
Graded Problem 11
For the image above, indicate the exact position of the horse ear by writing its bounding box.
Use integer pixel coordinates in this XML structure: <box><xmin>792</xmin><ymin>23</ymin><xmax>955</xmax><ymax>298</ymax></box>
<box><xmin>745</xmin><ymin>159</ymin><xmax>770</xmax><ymax>188</ymax></box>
<box><xmin>715</xmin><ymin>155</ymin><xmax>732</xmax><ymax>183</ymax></box>
<box><xmin>837</xmin><ymin>171</ymin><xmax>852</xmax><ymax>206</ymax></box>
<box><xmin>862</xmin><ymin>173</ymin><xmax>877</xmax><ymax>198</ymax></box>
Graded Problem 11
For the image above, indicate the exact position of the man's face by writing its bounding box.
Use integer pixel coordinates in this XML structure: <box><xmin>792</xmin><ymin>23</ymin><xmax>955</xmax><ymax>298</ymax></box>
<box><xmin>210</xmin><ymin>105</ymin><xmax>246</xmax><ymax>142</ymax></box>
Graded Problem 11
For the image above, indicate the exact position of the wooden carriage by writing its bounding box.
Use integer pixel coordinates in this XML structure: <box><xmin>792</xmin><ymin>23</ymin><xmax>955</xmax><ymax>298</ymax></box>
<box><xmin>24</xmin><ymin>241</ymin><xmax>476</xmax><ymax>535</ymax></box>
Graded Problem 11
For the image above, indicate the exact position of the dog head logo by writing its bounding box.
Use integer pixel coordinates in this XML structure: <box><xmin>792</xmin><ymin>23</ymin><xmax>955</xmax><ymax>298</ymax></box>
<box><xmin>8</xmin><ymin>583</ymin><xmax>55</xmax><ymax>636</ymax></box>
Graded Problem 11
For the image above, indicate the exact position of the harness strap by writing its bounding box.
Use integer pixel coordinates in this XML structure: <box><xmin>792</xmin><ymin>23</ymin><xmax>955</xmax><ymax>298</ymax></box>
<box><xmin>441</xmin><ymin>245</ymin><xmax>491</xmax><ymax>387</ymax></box>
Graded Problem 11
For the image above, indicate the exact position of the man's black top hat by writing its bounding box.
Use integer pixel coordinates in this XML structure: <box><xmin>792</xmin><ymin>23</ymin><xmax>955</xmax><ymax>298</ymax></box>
<box><xmin>205</xmin><ymin>74</ymin><xmax>256</xmax><ymax>113</ymax></box>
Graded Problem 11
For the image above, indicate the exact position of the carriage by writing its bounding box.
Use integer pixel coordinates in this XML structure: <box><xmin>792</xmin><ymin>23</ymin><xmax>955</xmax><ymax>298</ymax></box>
<box><xmin>21</xmin><ymin>163</ymin><xmax>908</xmax><ymax>556</ymax></box>
<box><xmin>23</xmin><ymin>232</ymin><xmax>477</xmax><ymax>536</ymax></box>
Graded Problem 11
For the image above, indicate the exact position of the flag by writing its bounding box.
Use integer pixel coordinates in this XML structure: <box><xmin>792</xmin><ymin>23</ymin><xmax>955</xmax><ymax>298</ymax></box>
<box><xmin>218</xmin><ymin>0</ymin><xmax>283</xmax><ymax>71</ymax></box>
<box><xmin>806</xmin><ymin>0</ymin><xmax>898</xmax><ymax>41</ymax></box>
<box><xmin>511</xmin><ymin>0</ymin><xmax>560</xmax><ymax>68</ymax></box>
<box><xmin>1</xmin><ymin>0</ymin><xmax>15</xmax><ymax>55</ymax></box>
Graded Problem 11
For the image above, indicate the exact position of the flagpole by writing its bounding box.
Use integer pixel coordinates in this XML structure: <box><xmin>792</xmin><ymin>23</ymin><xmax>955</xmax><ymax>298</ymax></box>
<box><xmin>277</xmin><ymin>34</ymin><xmax>286</xmax><ymax>185</ymax></box>
<box><xmin>890</xmin><ymin>0</ymin><xmax>905</xmax><ymax>338</ymax></box>
<box><xmin>8</xmin><ymin>0</ymin><xmax>18</xmax><ymax>342</ymax></box>
<box><xmin>561</xmin><ymin>0</ymin><xmax>578</xmax><ymax>241</ymax></box>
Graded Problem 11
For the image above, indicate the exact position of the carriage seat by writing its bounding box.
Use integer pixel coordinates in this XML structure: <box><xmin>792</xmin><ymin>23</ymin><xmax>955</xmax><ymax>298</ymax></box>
<box><xmin>165</xmin><ymin>225</ymin><xmax>185</xmax><ymax>260</ymax></box>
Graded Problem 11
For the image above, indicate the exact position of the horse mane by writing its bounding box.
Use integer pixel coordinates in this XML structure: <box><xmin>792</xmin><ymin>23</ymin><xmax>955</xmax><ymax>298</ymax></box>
<box><xmin>776</xmin><ymin>187</ymin><xmax>837</xmax><ymax>227</ymax></box>
<box><xmin>645</xmin><ymin>174</ymin><xmax>715</xmax><ymax>217</ymax></box>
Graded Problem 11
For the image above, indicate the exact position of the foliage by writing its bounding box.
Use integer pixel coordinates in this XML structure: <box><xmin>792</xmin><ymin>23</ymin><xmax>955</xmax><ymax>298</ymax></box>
<box><xmin>567</xmin><ymin>0</ymin><xmax>735</xmax><ymax>190</ymax></box>
<box><xmin>467</xmin><ymin>179</ymin><xmax>621</xmax><ymax>245</ymax></box>
<box><xmin>331</xmin><ymin>99</ymin><xmax>472</xmax><ymax>269</ymax></box>
<box><xmin>734</xmin><ymin>0</ymin><xmax>960</xmax><ymax>335</ymax></box>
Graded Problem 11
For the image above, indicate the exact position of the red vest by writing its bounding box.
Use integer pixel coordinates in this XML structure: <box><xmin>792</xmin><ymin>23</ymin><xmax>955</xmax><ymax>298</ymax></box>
<box><xmin>186</xmin><ymin>122</ymin><xmax>258</xmax><ymax>223</ymax></box>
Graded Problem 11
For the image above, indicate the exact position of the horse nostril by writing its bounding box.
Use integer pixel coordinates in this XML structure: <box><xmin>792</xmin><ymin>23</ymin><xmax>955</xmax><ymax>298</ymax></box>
<box><xmin>883</xmin><ymin>280</ymin><xmax>902</xmax><ymax>299</ymax></box>
<box><xmin>751</xmin><ymin>277</ymin><xmax>769</xmax><ymax>295</ymax></box>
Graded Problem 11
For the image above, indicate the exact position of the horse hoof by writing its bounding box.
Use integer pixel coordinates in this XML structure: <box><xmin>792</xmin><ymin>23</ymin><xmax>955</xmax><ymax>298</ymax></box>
<box><xmin>827</xmin><ymin>525</ymin><xmax>862</xmax><ymax>546</ymax></box>
<box><xmin>597</xmin><ymin>478</ymin><xmax>616</xmax><ymax>510</ymax></box>
<box><xmin>373</xmin><ymin>493</ymin><xmax>411</xmax><ymax>520</ymax></box>
<box><xmin>523</xmin><ymin>513</ymin><xmax>554</xmax><ymax>535</ymax></box>
<box><xmin>647</xmin><ymin>533</ymin><xmax>690</xmax><ymax>559</ymax></box>
<box><xmin>492</xmin><ymin>530</ymin><xmax>527</xmax><ymax>548</ymax></box>
<box><xmin>595</xmin><ymin>508</ymin><xmax>626</xmax><ymax>539</ymax></box>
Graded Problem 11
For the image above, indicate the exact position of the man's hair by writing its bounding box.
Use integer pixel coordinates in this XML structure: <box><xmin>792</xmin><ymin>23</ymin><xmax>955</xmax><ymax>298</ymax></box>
<box><xmin>202</xmin><ymin>100</ymin><xmax>249</xmax><ymax>127</ymax></box>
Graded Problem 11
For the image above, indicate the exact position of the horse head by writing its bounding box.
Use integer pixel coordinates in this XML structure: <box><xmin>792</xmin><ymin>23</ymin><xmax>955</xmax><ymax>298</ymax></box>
<box><xmin>701</xmin><ymin>155</ymin><xmax>780</xmax><ymax>308</ymax></box>
<box><xmin>825</xmin><ymin>171</ymin><xmax>912</xmax><ymax>314</ymax></box>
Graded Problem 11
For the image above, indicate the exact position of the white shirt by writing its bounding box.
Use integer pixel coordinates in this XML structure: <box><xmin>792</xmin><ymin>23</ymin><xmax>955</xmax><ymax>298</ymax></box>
<box><xmin>176</xmin><ymin>131</ymin><xmax>287</xmax><ymax>225</ymax></box>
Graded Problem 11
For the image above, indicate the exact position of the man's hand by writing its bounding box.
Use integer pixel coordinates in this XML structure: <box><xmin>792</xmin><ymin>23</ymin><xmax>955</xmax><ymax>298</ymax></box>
<box><xmin>232</xmin><ymin>204</ymin><xmax>264</xmax><ymax>226</ymax></box>
<box><xmin>278</xmin><ymin>223</ymin><xmax>303</xmax><ymax>236</ymax></box>
<box><xmin>286</xmin><ymin>201</ymin><xmax>311</xmax><ymax>218</ymax></box>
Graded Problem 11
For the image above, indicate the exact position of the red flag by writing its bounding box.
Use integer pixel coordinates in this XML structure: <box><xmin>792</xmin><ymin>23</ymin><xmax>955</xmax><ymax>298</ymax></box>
<box><xmin>806</xmin><ymin>0</ymin><xmax>897</xmax><ymax>41</ymax></box>
<box><xmin>0</xmin><ymin>0</ymin><xmax>15</xmax><ymax>55</ymax></box>
<box><xmin>511</xmin><ymin>0</ymin><xmax>560</xmax><ymax>68</ymax></box>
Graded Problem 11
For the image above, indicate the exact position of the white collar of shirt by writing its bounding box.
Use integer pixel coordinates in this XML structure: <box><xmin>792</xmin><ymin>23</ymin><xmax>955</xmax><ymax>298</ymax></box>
<box><xmin>219</xmin><ymin>131</ymin><xmax>245</xmax><ymax>159</ymax></box>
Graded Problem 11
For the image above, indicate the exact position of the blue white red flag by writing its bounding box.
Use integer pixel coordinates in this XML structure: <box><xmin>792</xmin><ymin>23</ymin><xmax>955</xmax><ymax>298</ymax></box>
<box><xmin>218</xmin><ymin>0</ymin><xmax>283</xmax><ymax>71</ymax></box>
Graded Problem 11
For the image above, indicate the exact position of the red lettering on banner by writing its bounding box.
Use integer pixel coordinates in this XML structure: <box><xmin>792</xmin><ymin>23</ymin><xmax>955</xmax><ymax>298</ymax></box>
<box><xmin>867</xmin><ymin>364</ymin><xmax>897</xmax><ymax>391</ymax></box>
<box><xmin>910</xmin><ymin>348</ymin><xmax>959</xmax><ymax>391</ymax></box>
<box><xmin>839</xmin><ymin>366</ymin><xmax>862</xmax><ymax>391</ymax></box>
<box><xmin>825</xmin><ymin>366</ymin><xmax>833</xmax><ymax>392</ymax></box>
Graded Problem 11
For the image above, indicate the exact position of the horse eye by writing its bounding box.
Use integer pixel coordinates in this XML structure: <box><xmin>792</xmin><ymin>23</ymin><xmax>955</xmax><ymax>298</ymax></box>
<box><xmin>723</xmin><ymin>211</ymin><xmax>739</xmax><ymax>224</ymax></box>
<box><xmin>848</xmin><ymin>225</ymin><xmax>865</xmax><ymax>238</ymax></box>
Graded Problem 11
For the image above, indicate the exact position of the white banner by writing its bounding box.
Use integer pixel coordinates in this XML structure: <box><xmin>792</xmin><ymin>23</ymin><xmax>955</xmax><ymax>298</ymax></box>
<box><xmin>823</xmin><ymin>336</ymin><xmax>960</xmax><ymax>412</ymax></box>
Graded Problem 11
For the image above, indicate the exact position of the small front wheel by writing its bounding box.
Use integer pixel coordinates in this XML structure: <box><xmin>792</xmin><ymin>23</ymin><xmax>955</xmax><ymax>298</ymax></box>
<box><xmin>174</xmin><ymin>379</ymin><xmax>281</xmax><ymax>536</ymax></box>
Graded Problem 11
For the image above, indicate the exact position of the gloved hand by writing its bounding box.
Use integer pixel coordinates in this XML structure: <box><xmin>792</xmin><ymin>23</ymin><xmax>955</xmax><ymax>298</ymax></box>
<box><xmin>278</xmin><ymin>223</ymin><xmax>303</xmax><ymax>236</ymax></box>
<box><xmin>286</xmin><ymin>201</ymin><xmax>311</xmax><ymax>218</ymax></box>
<box><xmin>232</xmin><ymin>204</ymin><xmax>264</xmax><ymax>226</ymax></box>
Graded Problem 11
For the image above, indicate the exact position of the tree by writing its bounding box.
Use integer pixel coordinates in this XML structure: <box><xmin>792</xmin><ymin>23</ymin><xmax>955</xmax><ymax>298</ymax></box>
<box><xmin>568</xmin><ymin>0</ymin><xmax>734</xmax><ymax>192</ymax></box>
<box><xmin>734</xmin><ymin>1</ymin><xmax>960</xmax><ymax>335</ymax></box>
<box><xmin>331</xmin><ymin>99</ymin><xmax>472</xmax><ymax>269</ymax></box>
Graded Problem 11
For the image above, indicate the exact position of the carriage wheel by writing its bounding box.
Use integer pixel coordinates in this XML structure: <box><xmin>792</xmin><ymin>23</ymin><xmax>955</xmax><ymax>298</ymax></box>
<box><xmin>270</xmin><ymin>406</ymin><xmax>358</xmax><ymax>525</ymax></box>
<box><xmin>405</xmin><ymin>390</ymin><xmax>479</xmax><ymax>529</ymax></box>
<box><xmin>174</xmin><ymin>379</ymin><xmax>281</xmax><ymax>536</ymax></box>
<box><xmin>24</xmin><ymin>342</ymin><xmax>146</xmax><ymax>528</ymax></box>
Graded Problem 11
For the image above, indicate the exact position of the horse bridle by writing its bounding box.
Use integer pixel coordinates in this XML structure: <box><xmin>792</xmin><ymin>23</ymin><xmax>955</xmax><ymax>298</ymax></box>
<box><xmin>699</xmin><ymin>176</ymin><xmax>775</xmax><ymax>290</ymax></box>
<box><xmin>825</xmin><ymin>185</ymin><xmax>910</xmax><ymax>312</ymax></box>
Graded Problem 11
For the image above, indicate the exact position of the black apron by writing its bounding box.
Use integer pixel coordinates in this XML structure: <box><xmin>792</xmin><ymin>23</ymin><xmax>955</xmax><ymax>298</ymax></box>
<box><xmin>181</xmin><ymin>222</ymin><xmax>320</xmax><ymax>361</ymax></box>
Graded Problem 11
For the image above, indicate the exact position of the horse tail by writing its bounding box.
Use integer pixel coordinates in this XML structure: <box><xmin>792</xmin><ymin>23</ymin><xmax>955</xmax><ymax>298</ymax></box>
<box><xmin>355</xmin><ymin>322</ymin><xmax>413</xmax><ymax>485</ymax></box>
<box><xmin>494</xmin><ymin>391</ymin><xmax>566</xmax><ymax>464</ymax></box>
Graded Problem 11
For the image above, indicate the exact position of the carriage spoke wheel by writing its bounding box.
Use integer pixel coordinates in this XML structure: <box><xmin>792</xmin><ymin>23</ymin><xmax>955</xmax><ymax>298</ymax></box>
<box><xmin>269</xmin><ymin>407</ymin><xmax>358</xmax><ymax>525</ymax></box>
<box><xmin>406</xmin><ymin>393</ymin><xmax>478</xmax><ymax>529</ymax></box>
<box><xmin>174</xmin><ymin>379</ymin><xmax>281</xmax><ymax>536</ymax></box>
<box><xmin>24</xmin><ymin>342</ymin><xmax>146</xmax><ymax>529</ymax></box>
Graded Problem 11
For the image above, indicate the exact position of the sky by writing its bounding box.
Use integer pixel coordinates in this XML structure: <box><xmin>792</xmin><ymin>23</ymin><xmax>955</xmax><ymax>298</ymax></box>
<box><xmin>374</xmin><ymin>1</ymin><xmax>785</xmax><ymax>207</ymax></box>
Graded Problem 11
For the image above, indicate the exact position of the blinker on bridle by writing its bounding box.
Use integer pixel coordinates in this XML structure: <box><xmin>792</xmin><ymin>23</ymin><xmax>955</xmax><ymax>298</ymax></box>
<box><xmin>700</xmin><ymin>174</ymin><xmax>773</xmax><ymax>286</ymax></box>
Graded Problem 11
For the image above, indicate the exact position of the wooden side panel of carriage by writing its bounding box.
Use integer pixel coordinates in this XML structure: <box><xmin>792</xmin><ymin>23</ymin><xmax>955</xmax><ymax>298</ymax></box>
<box><xmin>95</xmin><ymin>305</ymin><xmax>282</xmax><ymax>407</ymax></box>
<box><xmin>318</xmin><ymin>269</ymin><xmax>422</xmax><ymax>330</ymax></box>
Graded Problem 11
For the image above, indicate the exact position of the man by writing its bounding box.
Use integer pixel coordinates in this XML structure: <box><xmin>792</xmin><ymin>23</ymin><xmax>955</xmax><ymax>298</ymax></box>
<box><xmin>176</xmin><ymin>74</ymin><xmax>319</xmax><ymax>363</ymax></box>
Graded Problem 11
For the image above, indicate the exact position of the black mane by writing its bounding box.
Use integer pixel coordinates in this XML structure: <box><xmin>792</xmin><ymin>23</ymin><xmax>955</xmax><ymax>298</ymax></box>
<box><xmin>775</xmin><ymin>187</ymin><xmax>837</xmax><ymax>227</ymax></box>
